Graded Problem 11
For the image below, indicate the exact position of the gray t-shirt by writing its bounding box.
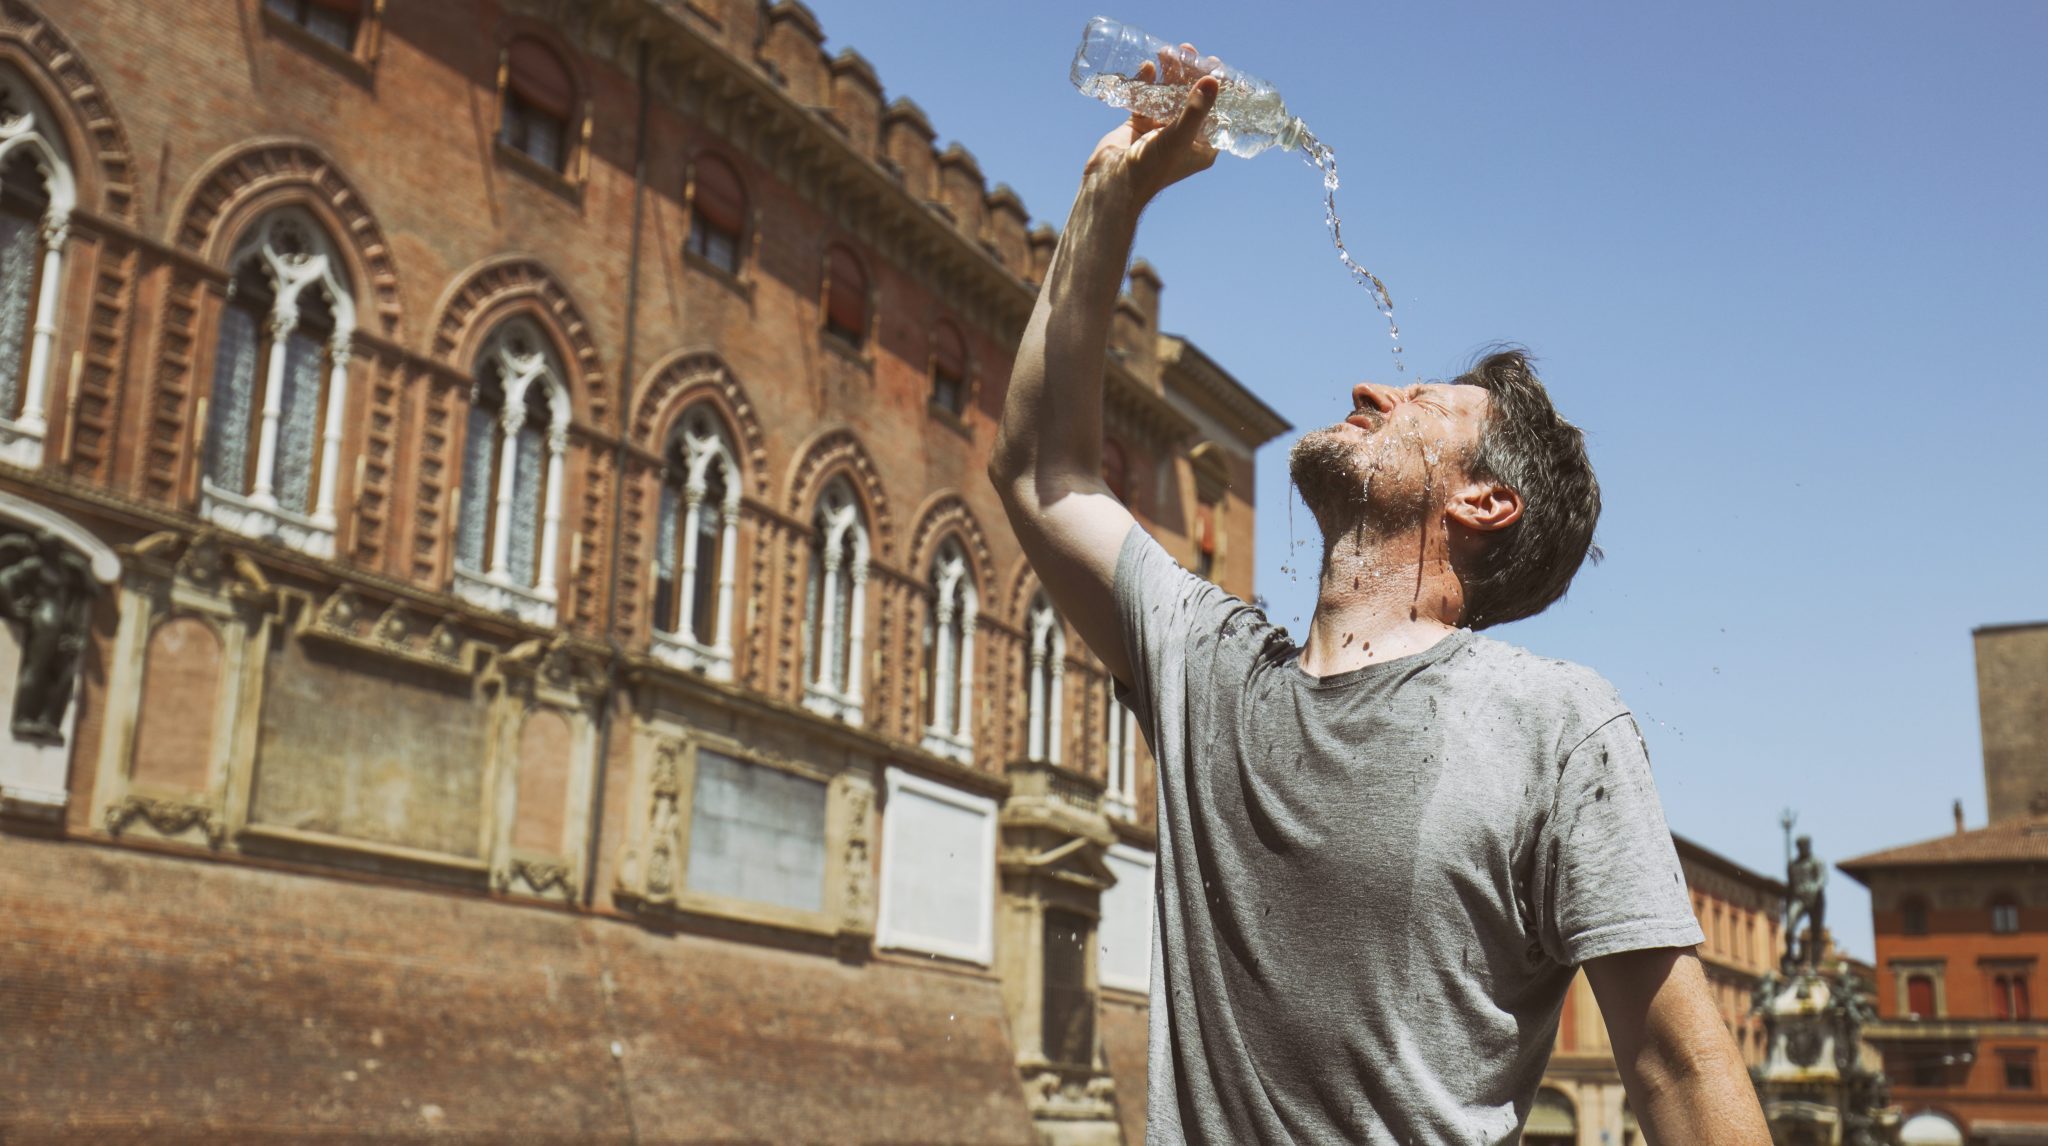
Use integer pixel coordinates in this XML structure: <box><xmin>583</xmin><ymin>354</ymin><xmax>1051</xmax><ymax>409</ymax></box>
<box><xmin>1114</xmin><ymin>526</ymin><xmax>1702</xmax><ymax>1145</ymax></box>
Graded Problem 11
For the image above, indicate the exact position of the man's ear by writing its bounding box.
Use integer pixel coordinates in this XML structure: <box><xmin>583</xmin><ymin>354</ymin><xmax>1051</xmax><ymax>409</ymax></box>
<box><xmin>1447</xmin><ymin>480</ymin><xmax>1522</xmax><ymax>533</ymax></box>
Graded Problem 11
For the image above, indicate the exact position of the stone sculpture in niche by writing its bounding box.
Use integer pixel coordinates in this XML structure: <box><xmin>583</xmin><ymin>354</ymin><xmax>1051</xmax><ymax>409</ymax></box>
<box><xmin>0</xmin><ymin>528</ymin><xmax>100</xmax><ymax>744</ymax></box>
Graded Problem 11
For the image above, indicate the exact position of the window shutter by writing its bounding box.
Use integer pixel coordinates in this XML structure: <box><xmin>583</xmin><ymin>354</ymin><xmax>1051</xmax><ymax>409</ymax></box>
<box><xmin>1907</xmin><ymin>974</ymin><xmax>1935</xmax><ymax>1017</ymax></box>
<box><xmin>826</xmin><ymin>246</ymin><xmax>867</xmax><ymax>338</ymax></box>
<box><xmin>933</xmin><ymin>322</ymin><xmax>966</xmax><ymax>381</ymax></box>
<box><xmin>507</xmin><ymin>39</ymin><xmax>574</xmax><ymax>119</ymax></box>
<box><xmin>693</xmin><ymin>156</ymin><xmax>746</xmax><ymax>236</ymax></box>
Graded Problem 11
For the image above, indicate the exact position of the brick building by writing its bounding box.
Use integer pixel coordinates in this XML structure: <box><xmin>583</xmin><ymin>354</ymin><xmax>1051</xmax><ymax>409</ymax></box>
<box><xmin>1837</xmin><ymin>620</ymin><xmax>2048</xmax><ymax>1146</ymax></box>
<box><xmin>1528</xmin><ymin>834</ymin><xmax>1786</xmax><ymax>1145</ymax></box>
<box><xmin>0</xmin><ymin>1</ymin><xmax>1288</xmax><ymax>1142</ymax></box>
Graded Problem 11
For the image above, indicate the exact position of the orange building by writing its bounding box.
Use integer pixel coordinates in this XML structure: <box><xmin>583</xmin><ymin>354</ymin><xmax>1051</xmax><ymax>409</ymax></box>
<box><xmin>1842</xmin><ymin>809</ymin><xmax>2048</xmax><ymax>1145</ymax></box>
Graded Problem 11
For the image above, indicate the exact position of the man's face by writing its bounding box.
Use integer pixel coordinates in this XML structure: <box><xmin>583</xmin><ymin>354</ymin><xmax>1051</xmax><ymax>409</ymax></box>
<box><xmin>1288</xmin><ymin>381</ymin><xmax>1492</xmax><ymax>537</ymax></box>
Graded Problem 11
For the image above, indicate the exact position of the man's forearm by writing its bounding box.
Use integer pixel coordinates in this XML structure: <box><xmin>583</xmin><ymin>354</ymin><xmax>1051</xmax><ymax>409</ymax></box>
<box><xmin>1626</xmin><ymin>1038</ymin><xmax>1769</xmax><ymax>1145</ymax></box>
<box><xmin>989</xmin><ymin>181</ymin><xmax>1142</xmax><ymax>497</ymax></box>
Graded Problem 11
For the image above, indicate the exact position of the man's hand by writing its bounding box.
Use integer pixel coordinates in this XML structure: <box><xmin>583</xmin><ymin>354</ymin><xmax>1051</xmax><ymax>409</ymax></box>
<box><xmin>1587</xmin><ymin>947</ymin><xmax>1771</xmax><ymax>1144</ymax></box>
<box><xmin>1083</xmin><ymin>50</ymin><xmax>1223</xmax><ymax>209</ymax></box>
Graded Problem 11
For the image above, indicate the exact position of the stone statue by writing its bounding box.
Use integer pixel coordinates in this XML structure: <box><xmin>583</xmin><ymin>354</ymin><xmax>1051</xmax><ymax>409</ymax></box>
<box><xmin>1750</xmin><ymin>969</ymin><xmax>1781</xmax><ymax>1016</ymax></box>
<box><xmin>1831</xmin><ymin>961</ymin><xmax>1880</xmax><ymax>1072</ymax></box>
<box><xmin>0</xmin><ymin>528</ymin><xmax>100</xmax><ymax>745</ymax></box>
<box><xmin>1784</xmin><ymin>835</ymin><xmax>1827</xmax><ymax>970</ymax></box>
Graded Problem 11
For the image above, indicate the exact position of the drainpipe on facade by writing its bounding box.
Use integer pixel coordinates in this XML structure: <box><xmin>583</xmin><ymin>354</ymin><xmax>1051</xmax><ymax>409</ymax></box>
<box><xmin>584</xmin><ymin>35</ymin><xmax>654</xmax><ymax>909</ymax></box>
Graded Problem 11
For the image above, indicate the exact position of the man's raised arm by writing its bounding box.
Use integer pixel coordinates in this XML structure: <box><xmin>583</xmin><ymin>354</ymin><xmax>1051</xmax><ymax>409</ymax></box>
<box><xmin>987</xmin><ymin>62</ymin><xmax>1219</xmax><ymax>687</ymax></box>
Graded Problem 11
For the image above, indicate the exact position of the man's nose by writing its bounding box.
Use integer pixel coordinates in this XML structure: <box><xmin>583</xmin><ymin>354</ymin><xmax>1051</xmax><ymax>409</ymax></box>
<box><xmin>1352</xmin><ymin>382</ymin><xmax>1397</xmax><ymax>414</ymax></box>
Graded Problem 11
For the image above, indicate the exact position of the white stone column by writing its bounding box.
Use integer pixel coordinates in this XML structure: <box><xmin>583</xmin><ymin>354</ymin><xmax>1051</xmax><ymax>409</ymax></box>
<box><xmin>844</xmin><ymin>564</ymin><xmax>867</xmax><ymax>716</ymax></box>
<box><xmin>1027</xmin><ymin>638</ymin><xmax>1047</xmax><ymax>762</ymax></box>
<box><xmin>535</xmin><ymin>427</ymin><xmax>565</xmax><ymax>595</ymax></box>
<box><xmin>815</xmin><ymin>545</ymin><xmax>842</xmax><ymax>691</ymax></box>
<box><xmin>675</xmin><ymin>486</ymin><xmax>705</xmax><ymax>635</ymax></box>
<box><xmin>487</xmin><ymin>403</ymin><xmax>522</xmax><ymax>577</ymax></box>
<box><xmin>713</xmin><ymin>504</ymin><xmax>738</xmax><ymax>661</ymax></box>
<box><xmin>1048</xmin><ymin>651</ymin><xmax>1065</xmax><ymax>766</ymax></box>
<box><xmin>956</xmin><ymin>603</ymin><xmax>977</xmax><ymax>744</ymax></box>
<box><xmin>16</xmin><ymin>216</ymin><xmax>65</xmax><ymax>432</ymax></box>
<box><xmin>250</xmin><ymin>308</ymin><xmax>296</xmax><ymax>504</ymax></box>
<box><xmin>312</xmin><ymin>339</ymin><xmax>350</xmax><ymax>525</ymax></box>
<box><xmin>931</xmin><ymin>597</ymin><xmax>957</xmax><ymax>735</ymax></box>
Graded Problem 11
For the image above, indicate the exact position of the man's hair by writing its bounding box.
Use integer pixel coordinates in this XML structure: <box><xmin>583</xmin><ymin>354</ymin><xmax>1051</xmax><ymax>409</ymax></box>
<box><xmin>1456</xmin><ymin>348</ymin><xmax>1601</xmax><ymax>629</ymax></box>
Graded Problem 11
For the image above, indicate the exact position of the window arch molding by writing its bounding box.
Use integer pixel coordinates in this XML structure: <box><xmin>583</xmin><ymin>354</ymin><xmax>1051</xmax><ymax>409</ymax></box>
<box><xmin>0</xmin><ymin>60</ymin><xmax>78</xmax><ymax>468</ymax></box>
<box><xmin>628</xmin><ymin>350</ymin><xmax>767</xmax><ymax>498</ymax></box>
<box><xmin>0</xmin><ymin>22</ymin><xmax>139</xmax><ymax>227</ymax></box>
<box><xmin>783</xmin><ymin>427</ymin><xmax>893</xmax><ymax>563</ymax></box>
<box><xmin>429</xmin><ymin>255</ymin><xmax>608</xmax><ymax>432</ymax></box>
<box><xmin>173</xmin><ymin>139</ymin><xmax>401</xmax><ymax>338</ymax></box>
<box><xmin>650</xmin><ymin>400</ymin><xmax>743</xmax><ymax>679</ymax></box>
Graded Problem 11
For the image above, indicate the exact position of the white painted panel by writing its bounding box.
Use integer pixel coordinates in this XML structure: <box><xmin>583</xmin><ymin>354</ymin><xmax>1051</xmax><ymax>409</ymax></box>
<box><xmin>877</xmin><ymin>768</ymin><xmax>996</xmax><ymax>965</ymax></box>
<box><xmin>1099</xmin><ymin>843</ymin><xmax>1154</xmax><ymax>992</ymax></box>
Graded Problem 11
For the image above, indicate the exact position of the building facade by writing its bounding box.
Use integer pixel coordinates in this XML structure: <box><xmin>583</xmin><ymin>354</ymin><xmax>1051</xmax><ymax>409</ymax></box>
<box><xmin>1834</xmin><ymin>620</ymin><xmax>2048</xmax><ymax>1146</ymax></box>
<box><xmin>0</xmin><ymin>1</ymin><xmax>1287</xmax><ymax>1142</ymax></box>
<box><xmin>1843</xmin><ymin>809</ymin><xmax>2048</xmax><ymax>1146</ymax></box>
<box><xmin>1528</xmin><ymin>835</ymin><xmax>1786</xmax><ymax>1145</ymax></box>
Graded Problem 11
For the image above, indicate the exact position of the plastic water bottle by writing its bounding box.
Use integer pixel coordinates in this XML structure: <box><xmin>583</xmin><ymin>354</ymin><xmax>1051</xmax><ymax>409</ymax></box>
<box><xmin>1068</xmin><ymin>16</ymin><xmax>1309</xmax><ymax>159</ymax></box>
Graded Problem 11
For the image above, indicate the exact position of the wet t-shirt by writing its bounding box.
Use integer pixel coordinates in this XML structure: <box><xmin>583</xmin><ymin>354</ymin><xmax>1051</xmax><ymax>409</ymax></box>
<box><xmin>1114</xmin><ymin>526</ymin><xmax>1702</xmax><ymax>1145</ymax></box>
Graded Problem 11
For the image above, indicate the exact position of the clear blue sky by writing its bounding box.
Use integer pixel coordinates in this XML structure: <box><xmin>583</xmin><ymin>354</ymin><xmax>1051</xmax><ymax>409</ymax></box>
<box><xmin>812</xmin><ymin>0</ymin><xmax>2048</xmax><ymax>960</ymax></box>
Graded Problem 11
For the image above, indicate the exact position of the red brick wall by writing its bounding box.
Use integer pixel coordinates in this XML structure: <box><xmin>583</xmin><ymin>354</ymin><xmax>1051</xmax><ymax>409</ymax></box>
<box><xmin>0</xmin><ymin>832</ymin><xmax>1037</xmax><ymax>1144</ymax></box>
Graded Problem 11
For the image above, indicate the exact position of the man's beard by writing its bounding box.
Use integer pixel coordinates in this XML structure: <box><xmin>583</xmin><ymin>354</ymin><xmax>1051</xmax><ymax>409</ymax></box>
<box><xmin>1287</xmin><ymin>426</ymin><xmax>1437</xmax><ymax>549</ymax></box>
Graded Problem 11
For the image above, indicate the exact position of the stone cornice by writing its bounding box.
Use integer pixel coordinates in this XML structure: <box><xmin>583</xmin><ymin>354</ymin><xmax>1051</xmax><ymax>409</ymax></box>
<box><xmin>535</xmin><ymin>0</ymin><xmax>1040</xmax><ymax>346</ymax></box>
<box><xmin>1158</xmin><ymin>334</ymin><xmax>1292</xmax><ymax>449</ymax></box>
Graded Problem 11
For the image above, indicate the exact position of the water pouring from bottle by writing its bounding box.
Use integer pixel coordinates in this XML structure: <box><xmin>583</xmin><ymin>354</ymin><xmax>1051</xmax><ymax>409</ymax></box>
<box><xmin>1070</xmin><ymin>17</ymin><xmax>1404</xmax><ymax>372</ymax></box>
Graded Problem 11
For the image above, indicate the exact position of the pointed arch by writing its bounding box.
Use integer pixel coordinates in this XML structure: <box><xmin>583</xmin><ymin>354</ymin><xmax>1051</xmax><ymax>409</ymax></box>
<box><xmin>171</xmin><ymin>138</ymin><xmax>401</xmax><ymax>338</ymax></box>
<box><xmin>906</xmin><ymin>493</ymin><xmax>994</xmax><ymax>595</ymax></box>
<box><xmin>0</xmin><ymin>1</ymin><xmax>140</xmax><ymax>224</ymax></box>
<box><xmin>784</xmin><ymin>427</ymin><xmax>892</xmax><ymax>561</ymax></box>
<box><xmin>431</xmin><ymin>255</ymin><xmax>610</xmax><ymax>431</ymax></box>
<box><xmin>629</xmin><ymin>349</ymin><xmax>766</xmax><ymax>496</ymax></box>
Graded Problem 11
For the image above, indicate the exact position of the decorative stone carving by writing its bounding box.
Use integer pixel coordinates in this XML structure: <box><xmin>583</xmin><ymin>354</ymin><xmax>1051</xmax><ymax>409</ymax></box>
<box><xmin>105</xmin><ymin>795</ymin><xmax>225</xmax><ymax>849</ymax></box>
<box><xmin>373</xmin><ymin>600</ymin><xmax>413</xmax><ymax>645</ymax></box>
<box><xmin>643</xmin><ymin>741</ymin><xmax>683</xmax><ymax>901</ymax></box>
<box><xmin>840</xmin><ymin>782</ymin><xmax>874</xmax><ymax>931</ymax></box>
<box><xmin>628</xmin><ymin>355</ymin><xmax>768</xmax><ymax>496</ymax></box>
<box><xmin>497</xmin><ymin>857</ymin><xmax>575</xmax><ymax>900</ymax></box>
<box><xmin>314</xmin><ymin>585</ymin><xmax>364</xmax><ymax>635</ymax></box>
<box><xmin>0</xmin><ymin>528</ymin><xmax>101</xmax><ymax>744</ymax></box>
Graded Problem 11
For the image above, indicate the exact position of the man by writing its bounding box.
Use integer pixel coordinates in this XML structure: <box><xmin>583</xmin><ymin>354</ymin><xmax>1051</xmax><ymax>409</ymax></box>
<box><xmin>1786</xmin><ymin>835</ymin><xmax>1827</xmax><ymax>968</ymax></box>
<box><xmin>988</xmin><ymin>52</ymin><xmax>1770</xmax><ymax>1144</ymax></box>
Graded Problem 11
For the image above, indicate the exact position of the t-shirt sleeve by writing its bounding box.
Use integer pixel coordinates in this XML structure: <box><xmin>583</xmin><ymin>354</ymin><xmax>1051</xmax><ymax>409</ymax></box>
<box><xmin>1532</xmin><ymin>713</ymin><xmax>1704</xmax><ymax>967</ymax></box>
<box><xmin>1111</xmin><ymin>523</ymin><xmax>1243</xmax><ymax>739</ymax></box>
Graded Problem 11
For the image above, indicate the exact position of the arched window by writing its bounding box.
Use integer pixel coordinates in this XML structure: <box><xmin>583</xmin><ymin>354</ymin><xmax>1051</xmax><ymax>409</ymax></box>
<box><xmin>802</xmin><ymin>476</ymin><xmax>868</xmax><ymax>725</ymax></box>
<box><xmin>930</xmin><ymin>320</ymin><xmax>968</xmax><ymax>416</ymax></box>
<box><xmin>1025</xmin><ymin>594</ymin><xmax>1065</xmax><ymax>765</ymax></box>
<box><xmin>454</xmin><ymin>319</ymin><xmax>569</xmax><ymax>625</ymax></box>
<box><xmin>1903</xmin><ymin>896</ymin><xmax>1930</xmax><ymax>936</ymax></box>
<box><xmin>920</xmin><ymin>538</ymin><xmax>976</xmax><ymax>763</ymax></box>
<box><xmin>1524</xmin><ymin>1087</ymin><xmax>1576</xmax><ymax>1146</ymax></box>
<box><xmin>0</xmin><ymin>67</ymin><xmax>77</xmax><ymax>470</ymax></box>
<box><xmin>264</xmin><ymin>0</ymin><xmax>362</xmax><ymax>51</ymax></box>
<box><xmin>823</xmin><ymin>244</ymin><xmax>868</xmax><ymax>348</ymax></box>
<box><xmin>501</xmin><ymin>38</ymin><xmax>574</xmax><ymax>173</ymax></box>
<box><xmin>686</xmin><ymin>153</ymin><xmax>746</xmax><ymax>276</ymax></box>
<box><xmin>1101</xmin><ymin>438</ymin><xmax>1130</xmax><ymax>505</ymax></box>
<box><xmin>1993</xmin><ymin>894</ymin><xmax>2021</xmax><ymax>935</ymax></box>
<box><xmin>1906</xmin><ymin>973</ymin><xmax>1936</xmax><ymax>1019</ymax></box>
<box><xmin>1103</xmin><ymin>678</ymin><xmax>1136</xmax><ymax>818</ymax></box>
<box><xmin>201</xmin><ymin>209</ymin><xmax>355</xmax><ymax>558</ymax></box>
<box><xmin>651</xmin><ymin>404</ymin><xmax>739</xmax><ymax>679</ymax></box>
